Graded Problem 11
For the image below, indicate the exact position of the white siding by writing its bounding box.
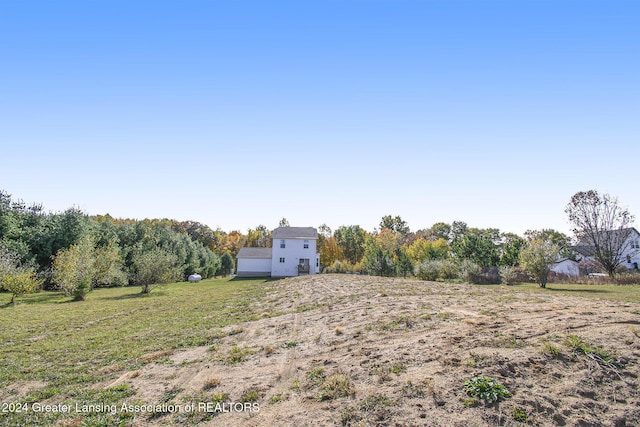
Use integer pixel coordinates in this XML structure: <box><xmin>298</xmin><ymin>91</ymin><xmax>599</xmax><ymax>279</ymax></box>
<box><xmin>552</xmin><ymin>259</ymin><xmax>580</xmax><ymax>277</ymax></box>
<box><xmin>237</xmin><ymin>257</ymin><xmax>272</xmax><ymax>276</ymax></box>
<box><xmin>271</xmin><ymin>238</ymin><xmax>318</xmax><ymax>277</ymax></box>
<box><xmin>622</xmin><ymin>230</ymin><xmax>640</xmax><ymax>270</ymax></box>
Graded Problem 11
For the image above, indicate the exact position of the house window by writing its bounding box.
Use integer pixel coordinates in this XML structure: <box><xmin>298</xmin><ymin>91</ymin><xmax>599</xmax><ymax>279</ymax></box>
<box><xmin>628</xmin><ymin>255</ymin><xmax>632</xmax><ymax>263</ymax></box>
<box><xmin>316</xmin><ymin>259</ymin><xmax>319</xmax><ymax>267</ymax></box>
<box><xmin>280</xmin><ymin>240</ymin><xmax>285</xmax><ymax>248</ymax></box>
<box><xmin>303</xmin><ymin>240</ymin><xmax>309</xmax><ymax>249</ymax></box>
<box><xmin>633</xmin><ymin>240</ymin><xmax>640</xmax><ymax>249</ymax></box>
<box><xmin>279</xmin><ymin>257</ymin><xmax>285</xmax><ymax>263</ymax></box>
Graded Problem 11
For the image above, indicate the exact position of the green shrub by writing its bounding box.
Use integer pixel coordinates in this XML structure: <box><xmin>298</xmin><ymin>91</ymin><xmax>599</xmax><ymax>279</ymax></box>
<box><xmin>218</xmin><ymin>252</ymin><xmax>235</xmax><ymax>276</ymax></box>
<box><xmin>460</xmin><ymin>260</ymin><xmax>483</xmax><ymax>284</ymax></box>
<box><xmin>415</xmin><ymin>260</ymin><xmax>440</xmax><ymax>281</ymax></box>
<box><xmin>324</xmin><ymin>260</ymin><xmax>364</xmax><ymax>274</ymax></box>
<box><xmin>439</xmin><ymin>259</ymin><xmax>460</xmax><ymax>280</ymax></box>
<box><xmin>499</xmin><ymin>266</ymin><xmax>517</xmax><ymax>285</ymax></box>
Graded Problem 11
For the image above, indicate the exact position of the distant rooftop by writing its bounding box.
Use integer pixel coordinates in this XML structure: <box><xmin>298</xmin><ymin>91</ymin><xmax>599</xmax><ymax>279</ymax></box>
<box><xmin>272</xmin><ymin>227</ymin><xmax>318</xmax><ymax>239</ymax></box>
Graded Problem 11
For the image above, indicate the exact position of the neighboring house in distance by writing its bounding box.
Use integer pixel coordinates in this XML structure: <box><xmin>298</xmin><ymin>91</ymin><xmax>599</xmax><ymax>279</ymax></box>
<box><xmin>551</xmin><ymin>258</ymin><xmax>580</xmax><ymax>277</ymax></box>
<box><xmin>236</xmin><ymin>226</ymin><xmax>320</xmax><ymax>277</ymax></box>
<box><xmin>573</xmin><ymin>227</ymin><xmax>640</xmax><ymax>273</ymax></box>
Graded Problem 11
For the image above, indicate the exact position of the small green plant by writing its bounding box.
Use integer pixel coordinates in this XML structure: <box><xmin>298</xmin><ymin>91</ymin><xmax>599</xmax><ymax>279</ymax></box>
<box><xmin>161</xmin><ymin>388</ymin><xmax>180</xmax><ymax>403</ymax></box>
<box><xmin>240</xmin><ymin>388</ymin><xmax>261</xmax><ymax>403</ymax></box>
<box><xmin>340</xmin><ymin>406</ymin><xmax>361</xmax><ymax>426</ymax></box>
<box><xmin>511</xmin><ymin>406</ymin><xmax>529</xmax><ymax>422</ymax></box>
<box><xmin>359</xmin><ymin>393</ymin><xmax>393</xmax><ymax>411</ymax></box>
<box><xmin>317</xmin><ymin>373</ymin><xmax>353</xmax><ymax>401</ymax></box>
<box><xmin>268</xmin><ymin>392</ymin><xmax>289</xmax><ymax>404</ymax></box>
<box><xmin>540</xmin><ymin>342</ymin><xmax>561</xmax><ymax>357</ymax></box>
<box><xmin>390</xmin><ymin>363</ymin><xmax>406</xmax><ymax>375</ymax></box>
<box><xmin>563</xmin><ymin>334</ymin><xmax>621</xmax><ymax>373</ymax></box>
<box><xmin>463</xmin><ymin>397</ymin><xmax>478</xmax><ymax>407</ymax></box>
<box><xmin>225</xmin><ymin>345</ymin><xmax>252</xmax><ymax>364</ymax></box>
<box><xmin>290</xmin><ymin>378</ymin><xmax>301</xmax><ymax>391</ymax></box>
<box><xmin>464</xmin><ymin>374</ymin><xmax>511</xmax><ymax>403</ymax></box>
<box><xmin>284</xmin><ymin>341</ymin><xmax>299</xmax><ymax>348</ymax></box>
<box><xmin>211</xmin><ymin>392</ymin><xmax>229</xmax><ymax>403</ymax></box>
<box><xmin>306</xmin><ymin>367</ymin><xmax>326</xmax><ymax>386</ymax></box>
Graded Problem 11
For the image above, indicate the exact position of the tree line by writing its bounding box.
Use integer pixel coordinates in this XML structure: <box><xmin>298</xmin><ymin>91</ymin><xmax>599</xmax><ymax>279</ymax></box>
<box><xmin>0</xmin><ymin>190</ymin><xmax>234</xmax><ymax>302</ymax></box>
<box><xmin>1</xmin><ymin>189</ymin><xmax>636</xmax><ymax>303</ymax></box>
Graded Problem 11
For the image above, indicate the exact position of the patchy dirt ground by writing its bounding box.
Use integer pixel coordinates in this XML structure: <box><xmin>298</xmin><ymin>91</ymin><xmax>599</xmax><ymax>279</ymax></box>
<box><xmin>113</xmin><ymin>275</ymin><xmax>639</xmax><ymax>426</ymax></box>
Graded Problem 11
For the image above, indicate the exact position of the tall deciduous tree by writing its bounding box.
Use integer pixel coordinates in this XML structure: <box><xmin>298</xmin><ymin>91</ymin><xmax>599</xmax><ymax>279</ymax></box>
<box><xmin>406</xmin><ymin>238</ymin><xmax>450</xmax><ymax>263</ymax></box>
<box><xmin>278</xmin><ymin>218</ymin><xmax>290</xmax><ymax>227</ymax></box>
<box><xmin>452</xmin><ymin>228</ymin><xmax>500</xmax><ymax>267</ymax></box>
<box><xmin>363</xmin><ymin>235</ymin><xmax>396</xmax><ymax>277</ymax></box>
<box><xmin>565</xmin><ymin>190</ymin><xmax>635</xmax><ymax>278</ymax></box>
<box><xmin>334</xmin><ymin>225</ymin><xmax>367</xmax><ymax>264</ymax></box>
<box><xmin>318</xmin><ymin>236</ymin><xmax>343</xmax><ymax>269</ymax></box>
<box><xmin>379</xmin><ymin>215</ymin><xmax>410</xmax><ymax>235</ymax></box>
<box><xmin>52</xmin><ymin>237</ymin><xmax>96</xmax><ymax>301</ymax></box>
<box><xmin>219</xmin><ymin>252</ymin><xmax>235</xmax><ymax>276</ymax></box>
<box><xmin>500</xmin><ymin>233</ymin><xmax>526</xmax><ymax>266</ymax></box>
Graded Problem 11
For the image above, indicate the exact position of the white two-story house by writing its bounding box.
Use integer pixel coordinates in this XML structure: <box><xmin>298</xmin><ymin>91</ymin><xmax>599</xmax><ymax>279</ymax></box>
<box><xmin>236</xmin><ymin>226</ymin><xmax>320</xmax><ymax>277</ymax></box>
<box><xmin>573</xmin><ymin>227</ymin><xmax>640</xmax><ymax>273</ymax></box>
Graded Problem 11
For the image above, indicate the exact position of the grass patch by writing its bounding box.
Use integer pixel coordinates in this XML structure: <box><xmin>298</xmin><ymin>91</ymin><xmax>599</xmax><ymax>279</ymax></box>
<box><xmin>268</xmin><ymin>392</ymin><xmax>289</xmax><ymax>404</ymax></box>
<box><xmin>563</xmin><ymin>334</ymin><xmax>622</xmax><ymax>374</ymax></box>
<box><xmin>224</xmin><ymin>345</ymin><xmax>255</xmax><ymax>364</ymax></box>
<box><xmin>306</xmin><ymin>367</ymin><xmax>326</xmax><ymax>386</ymax></box>
<box><xmin>511</xmin><ymin>406</ymin><xmax>530</xmax><ymax>422</ymax></box>
<box><xmin>483</xmin><ymin>282</ymin><xmax>640</xmax><ymax>304</ymax></box>
<box><xmin>240</xmin><ymin>387</ymin><xmax>262</xmax><ymax>403</ymax></box>
<box><xmin>317</xmin><ymin>373</ymin><xmax>354</xmax><ymax>401</ymax></box>
<box><xmin>0</xmin><ymin>277</ymin><xmax>272</xmax><ymax>426</ymax></box>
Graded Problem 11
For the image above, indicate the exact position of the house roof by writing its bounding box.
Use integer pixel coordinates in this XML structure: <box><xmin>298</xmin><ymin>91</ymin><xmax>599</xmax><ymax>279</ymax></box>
<box><xmin>573</xmin><ymin>245</ymin><xmax>595</xmax><ymax>258</ymax></box>
<box><xmin>272</xmin><ymin>227</ymin><xmax>318</xmax><ymax>239</ymax></box>
<box><xmin>577</xmin><ymin>227</ymin><xmax>640</xmax><ymax>245</ymax></box>
<box><xmin>554</xmin><ymin>258</ymin><xmax>578</xmax><ymax>265</ymax></box>
<box><xmin>236</xmin><ymin>247</ymin><xmax>272</xmax><ymax>259</ymax></box>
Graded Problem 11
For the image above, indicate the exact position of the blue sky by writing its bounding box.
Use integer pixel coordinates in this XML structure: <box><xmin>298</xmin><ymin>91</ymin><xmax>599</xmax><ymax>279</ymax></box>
<box><xmin>1</xmin><ymin>0</ymin><xmax>638</xmax><ymax>236</ymax></box>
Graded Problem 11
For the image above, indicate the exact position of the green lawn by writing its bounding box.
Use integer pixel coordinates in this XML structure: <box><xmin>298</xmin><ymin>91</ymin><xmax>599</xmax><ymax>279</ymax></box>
<box><xmin>0</xmin><ymin>277</ymin><xmax>275</xmax><ymax>426</ymax></box>
<box><xmin>485</xmin><ymin>281</ymin><xmax>640</xmax><ymax>304</ymax></box>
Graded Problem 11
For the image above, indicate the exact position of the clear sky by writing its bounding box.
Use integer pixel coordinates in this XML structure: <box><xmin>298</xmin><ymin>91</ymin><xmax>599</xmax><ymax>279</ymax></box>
<box><xmin>1</xmin><ymin>0</ymin><xmax>638</xmax><ymax>236</ymax></box>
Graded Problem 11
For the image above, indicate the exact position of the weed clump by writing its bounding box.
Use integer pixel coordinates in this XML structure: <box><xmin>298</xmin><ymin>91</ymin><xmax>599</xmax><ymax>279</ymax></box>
<box><xmin>464</xmin><ymin>374</ymin><xmax>511</xmax><ymax>403</ymax></box>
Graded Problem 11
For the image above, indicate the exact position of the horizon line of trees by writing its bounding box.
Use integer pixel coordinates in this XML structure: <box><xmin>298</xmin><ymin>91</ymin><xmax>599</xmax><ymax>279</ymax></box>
<box><xmin>0</xmin><ymin>190</ymin><xmax>235</xmax><ymax>302</ymax></box>
<box><xmin>1</xmin><ymin>189</ymin><xmax>636</xmax><ymax>302</ymax></box>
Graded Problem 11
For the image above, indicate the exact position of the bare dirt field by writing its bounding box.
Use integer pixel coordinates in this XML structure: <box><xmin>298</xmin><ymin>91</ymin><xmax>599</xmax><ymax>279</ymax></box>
<box><xmin>119</xmin><ymin>275</ymin><xmax>640</xmax><ymax>426</ymax></box>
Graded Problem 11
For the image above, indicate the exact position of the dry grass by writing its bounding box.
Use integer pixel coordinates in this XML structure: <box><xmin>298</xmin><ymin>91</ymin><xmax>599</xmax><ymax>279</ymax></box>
<box><xmin>2</xmin><ymin>274</ymin><xmax>640</xmax><ymax>426</ymax></box>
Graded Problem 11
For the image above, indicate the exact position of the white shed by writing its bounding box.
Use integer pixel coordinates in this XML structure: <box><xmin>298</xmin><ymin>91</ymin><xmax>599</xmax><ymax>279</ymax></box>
<box><xmin>236</xmin><ymin>247</ymin><xmax>272</xmax><ymax>277</ymax></box>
